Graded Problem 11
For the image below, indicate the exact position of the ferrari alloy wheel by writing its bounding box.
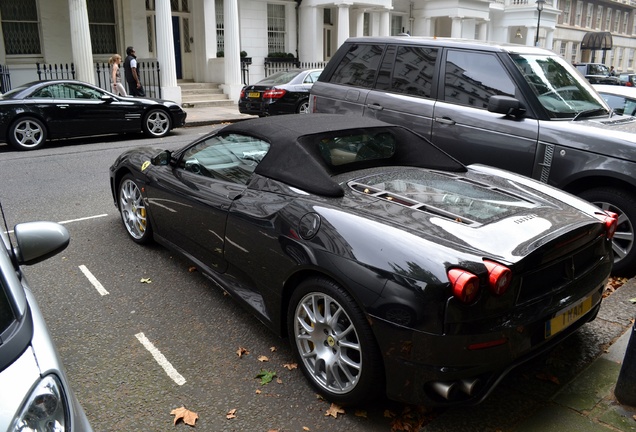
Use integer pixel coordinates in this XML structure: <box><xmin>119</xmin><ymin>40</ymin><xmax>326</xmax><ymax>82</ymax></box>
<box><xmin>142</xmin><ymin>109</ymin><xmax>172</xmax><ymax>138</ymax></box>
<box><xmin>580</xmin><ymin>186</ymin><xmax>636</xmax><ymax>276</ymax></box>
<box><xmin>118</xmin><ymin>175</ymin><xmax>153</xmax><ymax>244</ymax></box>
<box><xmin>297</xmin><ymin>99</ymin><xmax>310</xmax><ymax>114</ymax></box>
<box><xmin>288</xmin><ymin>278</ymin><xmax>383</xmax><ymax>405</ymax></box>
<box><xmin>8</xmin><ymin>117</ymin><xmax>47</xmax><ymax>150</ymax></box>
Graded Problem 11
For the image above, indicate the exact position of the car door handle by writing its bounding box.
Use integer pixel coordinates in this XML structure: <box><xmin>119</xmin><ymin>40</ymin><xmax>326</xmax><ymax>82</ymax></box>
<box><xmin>366</xmin><ymin>104</ymin><xmax>383</xmax><ymax>111</ymax></box>
<box><xmin>435</xmin><ymin>117</ymin><xmax>456</xmax><ymax>125</ymax></box>
<box><xmin>57</xmin><ymin>104</ymin><xmax>69</xmax><ymax>109</ymax></box>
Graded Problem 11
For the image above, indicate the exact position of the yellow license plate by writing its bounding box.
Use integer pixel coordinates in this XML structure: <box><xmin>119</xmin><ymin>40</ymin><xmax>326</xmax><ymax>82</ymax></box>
<box><xmin>545</xmin><ymin>296</ymin><xmax>593</xmax><ymax>338</ymax></box>
<box><xmin>248</xmin><ymin>92</ymin><xmax>260</xmax><ymax>98</ymax></box>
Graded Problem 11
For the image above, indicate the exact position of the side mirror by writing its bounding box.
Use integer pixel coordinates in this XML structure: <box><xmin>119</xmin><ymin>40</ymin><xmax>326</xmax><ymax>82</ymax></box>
<box><xmin>488</xmin><ymin>95</ymin><xmax>526</xmax><ymax>118</ymax></box>
<box><xmin>151</xmin><ymin>150</ymin><xmax>173</xmax><ymax>166</ymax></box>
<box><xmin>13</xmin><ymin>222</ymin><xmax>70</xmax><ymax>266</ymax></box>
<box><xmin>101</xmin><ymin>94</ymin><xmax>114</xmax><ymax>103</ymax></box>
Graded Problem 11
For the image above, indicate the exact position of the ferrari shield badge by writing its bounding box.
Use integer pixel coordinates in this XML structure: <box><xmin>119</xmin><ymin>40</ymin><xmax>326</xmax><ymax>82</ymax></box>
<box><xmin>141</xmin><ymin>161</ymin><xmax>151</xmax><ymax>171</ymax></box>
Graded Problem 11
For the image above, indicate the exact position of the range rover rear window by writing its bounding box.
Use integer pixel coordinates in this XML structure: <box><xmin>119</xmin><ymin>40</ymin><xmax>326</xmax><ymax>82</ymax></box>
<box><xmin>328</xmin><ymin>44</ymin><xmax>383</xmax><ymax>88</ymax></box>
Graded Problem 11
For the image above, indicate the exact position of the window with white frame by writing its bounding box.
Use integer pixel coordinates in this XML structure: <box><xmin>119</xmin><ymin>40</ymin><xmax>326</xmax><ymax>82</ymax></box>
<box><xmin>585</xmin><ymin>3</ymin><xmax>593</xmax><ymax>28</ymax></box>
<box><xmin>563</xmin><ymin>0</ymin><xmax>571</xmax><ymax>24</ymax></box>
<box><xmin>618</xmin><ymin>47</ymin><xmax>624</xmax><ymax>70</ymax></box>
<box><xmin>0</xmin><ymin>0</ymin><xmax>41</xmax><ymax>55</ymax></box>
<box><xmin>87</xmin><ymin>0</ymin><xmax>116</xmax><ymax>55</ymax></box>
<box><xmin>560</xmin><ymin>41</ymin><xmax>567</xmax><ymax>57</ymax></box>
<box><xmin>571</xmin><ymin>42</ymin><xmax>579</xmax><ymax>64</ymax></box>
<box><xmin>624</xmin><ymin>12</ymin><xmax>629</xmax><ymax>34</ymax></box>
<box><xmin>268</xmin><ymin>4</ymin><xmax>286</xmax><ymax>54</ymax></box>
<box><xmin>596</xmin><ymin>6</ymin><xmax>603</xmax><ymax>30</ymax></box>
<box><xmin>629</xmin><ymin>49</ymin><xmax>635</xmax><ymax>71</ymax></box>
<box><xmin>391</xmin><ymin>15</ymin><xmax>403</xmax><ymax>36</ymax></box>
<box><xmin>605</xmin><ymin>8</ymin><xmax>612</xmax><ymax>31</ymax></box>
<box><xmin>575</xmin><ymin>1</ymin><xmax>583</xmax><ymax>26</ymax></box>
<box><xmin>614</xmin><ymin>10</ymin><xmax>621</xmax><ymax>33</ymax></box>
<box><xmin>216</xmin><ymin>0</ymin><xmax>224</xmax><ymax>54</ymax></box>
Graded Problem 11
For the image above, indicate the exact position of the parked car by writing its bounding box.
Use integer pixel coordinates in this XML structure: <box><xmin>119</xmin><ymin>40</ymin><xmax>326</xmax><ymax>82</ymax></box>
<box><xmin>618</xmin><ymin>73</ymin><xmax>636</xmax><ymax>87</ymax></box>
<box><xmin>310</xmin><ymin>37</ymin><xmax>636</xmax><ymax>275</ymax></box>
<box><xmin>238</xmin><ymin>69</ymin><xmax>322</xmax><ymax>116</ymax></box>
<box><xmin>572</xmin><ymin>63</ymin><xmax>621</xmax><ymax>85</ymax></box>
<box><xmin>0</xmin><ymin>217</ymin><xmax>93</xmax><ymax>431</ymax></box>
<box><xmin>0</xmin><ymin>80</ymin><xmax>187</xmax><ymax>151</ymax></box>
<box><xmin>109</xmin><ymin>114</ymin><xmax>615</xmax><ymax>406</ymax></box>
<box><xmin>593</xmin><ymin>84</ymin><xmax>636</xmax><ymax>117</ymax></box>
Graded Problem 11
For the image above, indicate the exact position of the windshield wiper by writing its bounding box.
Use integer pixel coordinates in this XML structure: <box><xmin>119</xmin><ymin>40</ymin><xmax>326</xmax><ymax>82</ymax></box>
<box><xmin>573</xmin><ymin>108</ymin><xmax>609</xmax><ymax>121</ymax></box>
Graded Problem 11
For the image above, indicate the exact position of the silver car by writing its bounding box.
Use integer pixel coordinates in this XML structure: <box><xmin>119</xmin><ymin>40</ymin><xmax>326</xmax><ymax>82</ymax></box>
<box><xmin>0</xmin><ymin>220</ymin><xmax>92</xmax><ymax>431</ymax></box>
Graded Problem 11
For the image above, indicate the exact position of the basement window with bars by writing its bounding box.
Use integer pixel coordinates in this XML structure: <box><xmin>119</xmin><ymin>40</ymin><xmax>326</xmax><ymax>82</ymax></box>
<box><xmin>1</xmin><ymin>0</ymin><xmax>41</xmax><ymax>55</ymax></box>
<box><xmin>268</xmin><ymin>4</ymin><xmax>286</xmax><ymax>54</ymax></box>
<box><xmin>216</xmin><ymin>0</ymin><xmax>224</xmax><ymax>54</ymax></box>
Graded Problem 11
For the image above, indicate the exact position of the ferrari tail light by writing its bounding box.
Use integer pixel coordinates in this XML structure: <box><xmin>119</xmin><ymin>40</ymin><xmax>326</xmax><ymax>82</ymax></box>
<box><xmin>263</xmin><ymin>88</ymin><xmax>287</xmax><ymax>99</ymax></box>
<box><xmin>240</xmin><ymin>89</ymin><xmax>245</xmax><ymax>99</ymax></box>
<box><xmin>603</xmin><ymin>211</ymin><xmax>618</xmax><ymax>239</ymax></box>
<box><xmin>448</xmin><ymin>269</ymin><xmax>480</xmax><ymax>304</ymax></box>
<box><xmin>483</xmin><ymin>260</ymin><xmax>512</xmax><ymax>296</ymax></box>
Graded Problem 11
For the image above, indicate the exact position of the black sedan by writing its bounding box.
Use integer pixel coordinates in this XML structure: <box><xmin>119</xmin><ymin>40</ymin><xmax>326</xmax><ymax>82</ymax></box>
<box><xmin>0</xmin><ymin>80</ymin><xmax>186</xmax><ymax>150</ymax></box>
<box><xmin>109</xmin><ymin>114</ymin><xmax>615</xmax><ymax>406</ymax></box>
<box><xmin>238</xmin><ymin>69</ymin><xmax>322</xmax><ymax>116</ymax></box>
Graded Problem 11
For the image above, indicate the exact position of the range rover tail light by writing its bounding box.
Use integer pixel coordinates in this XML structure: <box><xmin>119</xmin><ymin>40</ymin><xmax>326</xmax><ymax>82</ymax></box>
<box><xmin>483</xmin><ymin>260</ymin><xmax>512</xmax><ymax>296</ymax></box>
<box><xmin>448</xmin><ymin>269</ymin><xmax>480</xmax><ymax>304</ymax></box>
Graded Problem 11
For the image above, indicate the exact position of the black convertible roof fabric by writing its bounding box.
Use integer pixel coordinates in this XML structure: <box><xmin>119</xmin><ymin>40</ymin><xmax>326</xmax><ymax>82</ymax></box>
<box><xmin>220</xmin><ymin>114</ymin><xmax>465</xmax><ymax>197</ymax></box>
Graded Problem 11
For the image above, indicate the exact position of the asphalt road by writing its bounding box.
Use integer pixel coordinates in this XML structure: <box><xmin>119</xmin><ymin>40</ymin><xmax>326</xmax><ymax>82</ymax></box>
<box><xmin>0</xmin><ymin>129</ymin><xmax>630</xmax><ymax>432</ymax></box>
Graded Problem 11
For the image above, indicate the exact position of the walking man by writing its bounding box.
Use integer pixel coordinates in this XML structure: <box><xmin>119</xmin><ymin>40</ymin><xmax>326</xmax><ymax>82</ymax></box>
<box><xmin>124</xmin><ymin>46</ymin><xmax>143</xmax><ymax>96</ymax></box>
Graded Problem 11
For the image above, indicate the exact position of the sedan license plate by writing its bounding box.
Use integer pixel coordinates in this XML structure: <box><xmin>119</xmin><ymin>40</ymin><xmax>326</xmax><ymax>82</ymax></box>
<box><xmin>545</xmin><ymin>295</ymin><xmax>593</xmax><ymax>338</ymax></box>
<box><xmin>248</xmin><ymin>92</ymin><xmax>260</xmax><ymax>98</ymax></box>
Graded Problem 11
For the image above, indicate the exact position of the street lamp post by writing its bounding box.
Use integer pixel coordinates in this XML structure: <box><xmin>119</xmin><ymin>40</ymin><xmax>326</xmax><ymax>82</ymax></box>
<box><xmin>535</xmin><ymin>0</ymin><xmax>545</xmax><ymax>46</ymax></box>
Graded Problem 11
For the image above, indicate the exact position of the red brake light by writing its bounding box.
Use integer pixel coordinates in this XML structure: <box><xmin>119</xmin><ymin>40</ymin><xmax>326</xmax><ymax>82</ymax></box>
<box><xmin>448</xmin><ymin>269</ymin><xmax>480</xmax><ymax>304</ymax></box>
<box><xmin>263</xmin><ymin>88</ymin><xmax>287</xmax><ymax>99</ymax></box>
<box><xmin>483</xmin><ymin>260</ymin><xmax>512</xmax><ymax>296</ymax></box>
<box><xmin>240</xmin><ymin>89</ymin><xmax>245</xmax><ymax>98</ymax></box>
<box><xmin>603</xmin><ymin>211</ymin><xmax>618</xmax><ymax>239</ymax></box>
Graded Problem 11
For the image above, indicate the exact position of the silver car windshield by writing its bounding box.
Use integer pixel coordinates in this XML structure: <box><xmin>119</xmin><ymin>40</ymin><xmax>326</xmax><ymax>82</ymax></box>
<box><xmin>512</xmin><ymin>54</ymin><xmax>610</xmax><ymax>119</ymax></box>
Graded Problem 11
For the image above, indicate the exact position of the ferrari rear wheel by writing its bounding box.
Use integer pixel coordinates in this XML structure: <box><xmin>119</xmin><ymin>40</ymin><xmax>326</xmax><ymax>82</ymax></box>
<box><xmin>142</xmin><ymin>109</ymin><xmax>171</xmax><ymax>138</ymax></box>
<box><xmin>8</xmin><ymin>116</ymin><xmax>47</xmax><ymax>150</ymax></box>
<box><xmin>288</xmin><ymin>277</ymin><xmax>383</xmax><ymax>405</ymax></box>
<box><xmin>118</xmin><ymin>174</ymin><xmax>153</xmax><ymax>244</ymax></box>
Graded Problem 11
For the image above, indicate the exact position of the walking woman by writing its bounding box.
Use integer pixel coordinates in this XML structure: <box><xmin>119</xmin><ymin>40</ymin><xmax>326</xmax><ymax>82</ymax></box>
<box><xmin>109</xmin><ymin>54</ymin><xmax>127</xmax><ymax>96</ymax></box>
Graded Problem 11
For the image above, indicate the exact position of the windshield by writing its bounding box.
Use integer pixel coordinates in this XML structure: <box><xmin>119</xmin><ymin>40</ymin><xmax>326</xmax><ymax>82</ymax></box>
<box><xmin>256</xmin><ymin>70</ymin><xmax>300</xmax><ymax>85</ymax></box>
<box><xmin>512</xmin><ymin>54</ymin><xmax>609</xmax><ymax>119</ymax></box>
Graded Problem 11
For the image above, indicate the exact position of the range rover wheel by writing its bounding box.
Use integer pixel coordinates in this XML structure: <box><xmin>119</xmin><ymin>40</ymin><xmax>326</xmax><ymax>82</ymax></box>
<box><xmin>287</xmin><ymin>277</ymin><xmax>383</xmax><ymax>405</ymax></box>
<box><xmin>580</xmin><ymin>187</ymin><xmax>636</xmax><ymax>276</ymax></box>
<box><xmin>118</xmin><ymin>174</ymin><xmax>153</xmax><ymax>244</ymax></box>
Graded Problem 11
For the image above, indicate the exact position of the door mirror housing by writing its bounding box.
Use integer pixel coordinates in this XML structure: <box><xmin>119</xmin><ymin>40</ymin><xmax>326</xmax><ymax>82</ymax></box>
<box><xmin>488</xmin><ymin>95</ymin><xmax>526</xmax><ymax>118</ymax></box>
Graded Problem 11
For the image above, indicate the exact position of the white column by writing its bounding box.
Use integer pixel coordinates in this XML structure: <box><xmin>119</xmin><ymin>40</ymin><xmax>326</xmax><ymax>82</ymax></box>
<box><xmin>192</xmin><ymin>0</ymin><xmax>217</xmax><ymax>82</ymax></box>
<box><xmin>286</xmin><ymin>4</ymin><xmax>297</xmax><ymax>58</ymax></box>
<box><xmin>380</xmin><ymin>9</ymin><xmax>390</xmax><ymax>36</ymax></box>
<box><xmin>478</xmin><ymin>21</ymin><xmax>488</xmax><ymax>41</ymax></box>
<box><xmin>298</xmin><ymin>5</ymin><xmax>322</xmax><ymax>62</ymax></box>
<box><xmin>546</xmin><ymin>28</ymin><xmax>554</xmax><ymax>50</ymax></box>
<box><xmin>356</xmin><ymin>10</ymin><xmax>365</xmax><ymax>37</ymax></box>
<box><xmin>337</xmin><ymin>4</ymin><xmax>351</xmax><ymax>48</ymax></box>
<box><xmin>527</xmin><ymin>27</ymin><xmax>537</xmax><ymax>46</ymax></box>
<box><xmin>222</xmin><ymin>0</ymin><xmax>242</xmax><ymax>101</ymax></box>
<box><xmin>451</xmin><ymin>16</ymin><xmax>463</xmax><ymax>38</ymax></box>
<box><xmin>155</xmin><ymin>0</ymin><xmax>181</xmax><ymax>104</ymax></box>
<box><xmin>68</xmin><ymin>0</ymin><xmax>94</xmax><ymax>85</ymax></box>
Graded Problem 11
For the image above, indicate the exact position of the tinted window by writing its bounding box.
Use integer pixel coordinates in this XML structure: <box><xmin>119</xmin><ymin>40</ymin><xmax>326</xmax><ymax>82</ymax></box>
<box><xmin>328</xmin><ymin>44</ymin><xmax>384</xmax><ymax>88</ymax></box>
<box><xmin>390</xmin><ymin>46</ymin><xmax>438</xmax><ymax>98</ymax></box>
<box><xmin>180</xmin><ymin>134</ymin><xmax>270</xmax><ymax>184</ymax></box>
<box><xmin>318</xmin><ymin>131</ymin><xmax>396</xmax><ymax>167</ymax></box>
<box><xmin>35</xmin><ymin>83</ymin><xmax>103</xmax><ymax>100</ymax></box>
<box><xmin>443</xmin><ymin>51</ymin><xmax>515</xmax><ymax>109</ymax></box>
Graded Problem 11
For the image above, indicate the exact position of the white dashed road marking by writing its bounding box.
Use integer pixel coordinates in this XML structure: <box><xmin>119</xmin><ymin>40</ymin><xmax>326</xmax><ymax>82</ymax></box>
<box><xmin>135</xmin><ymin>332</ymin><xmax>187</xmax><ymax>386</ymax></box>
<box><xmin>78</xmin><ymin>265</ymin><xmax>110</xmax><ymax>296</ymax></box>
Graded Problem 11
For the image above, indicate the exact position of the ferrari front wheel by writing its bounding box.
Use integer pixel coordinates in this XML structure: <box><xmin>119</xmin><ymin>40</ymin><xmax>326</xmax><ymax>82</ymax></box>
<box><xmin>118</xmin><ymin>174</ymin><xmax>153</xmax><ymax>244</ymax></box>
<box><xmin>288</xmin><ymin>277</ymin><xmax>384</xmax><ymax>405</ymax></box>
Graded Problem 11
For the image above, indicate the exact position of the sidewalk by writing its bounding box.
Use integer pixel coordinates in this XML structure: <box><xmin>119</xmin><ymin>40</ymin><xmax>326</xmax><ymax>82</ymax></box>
<box><xmin>181</xmin><ymin>103</ymin><xmax>636</xmax><ymax>431</ymax></box>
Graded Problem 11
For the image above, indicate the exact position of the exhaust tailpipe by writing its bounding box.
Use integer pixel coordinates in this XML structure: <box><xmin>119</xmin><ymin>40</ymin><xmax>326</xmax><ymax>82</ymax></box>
<box><xmin>430</xmin><ymin>381</ymin><xmax>458</xmax><ymax>400</ymax></box>
<box><xmin>459</xmin><ymin>378</ymin><xmax>480</xmax><ymax>395</ymax></box>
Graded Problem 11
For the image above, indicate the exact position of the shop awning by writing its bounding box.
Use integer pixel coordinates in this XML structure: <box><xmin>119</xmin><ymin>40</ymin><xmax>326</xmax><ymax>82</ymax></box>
<box><xmin>581</xmin><ymin>31</ymin><xmax>613</xmax><ymax>51</ymax></box>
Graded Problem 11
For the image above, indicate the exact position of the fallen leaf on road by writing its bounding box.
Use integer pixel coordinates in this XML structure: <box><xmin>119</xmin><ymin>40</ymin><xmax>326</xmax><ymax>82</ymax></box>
<box><xmin>283</xmin><ymin>363</ymin><xmax>297</xmax><ymax>370</ymax></box>
<box><xmin>171</xmin><ymin>406</ymin><xmax>198</xmax><ymax>426</ymax></box>
<box><xmin>355</xmin><ymin>410</ymin><xmax>367</xmax><ymax>418</ymax></box>
<box><xmin>270</xmin><ymin>346</ymin><xmax>277</xmax><ymax>352</ymax></box>
<box><xmin>629</xmin><ymin>297</ymin><xmax>636</xmax><ymax>304</ymax></box>
<box><xmin>236</xmin><ymin>347</ymin><xmax>249</xmax><ymax>358</ymax></box>
<box><xmin>140</xmin><ymin>277</ymin><xmax>152</xmax><ymax>284</ymax></box>
<box><xmin>276</xmin><ymin>378</ymin><xmax>283</xmax><ymax>384</ymax></box>
<box><xmin>226</xmin><ymin>408</ymin><xmax>237</xmax><ymax>420</ymax></box>
<box><xmin>325</xmin><ymin>403</ymin><xmax>345</xmax><ymax>418</ymax></box>
<box><xmin>258</xmin><ymin>355</ymin><xmax>269</xmax><ymax>362</ymax></box>
<box><xmin>256</xmin><ymin>369</ymin><xmax>276</xmax><ymax>385</ymax></box>
<box><xmin>255</xmin><ymin>389</ymin><xmax>262</xmax><ymax>394</ymax></box>
<box><xmin>303</xmin><ymin>427</ymin><xmax>310</xmax><ymax>431</ymax></box>
<box><xmin>188</xmin><ymin>266</ymin><xmax>197</xmax><ymax>272</ymax></box>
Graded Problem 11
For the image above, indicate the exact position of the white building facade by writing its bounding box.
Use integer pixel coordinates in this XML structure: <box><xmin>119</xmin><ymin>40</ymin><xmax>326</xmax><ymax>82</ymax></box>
<box><xmin>1</xmin><ymin>0</ymin><xmax>635</xmax><ymax>103</ymax></box>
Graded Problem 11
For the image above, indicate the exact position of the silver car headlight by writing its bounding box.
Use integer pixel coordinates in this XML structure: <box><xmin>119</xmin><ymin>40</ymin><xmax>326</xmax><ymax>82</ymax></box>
<box><xmin>11</xmin><ymin>374</ymin><xmax>68</xmax><ymax>432</ymax></box>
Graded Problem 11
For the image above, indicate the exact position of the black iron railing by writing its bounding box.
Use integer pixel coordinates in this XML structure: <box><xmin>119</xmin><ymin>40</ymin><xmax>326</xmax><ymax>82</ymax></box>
<box><xmin>0</xmin><ymin>64</ymin><xmax>11</xmax><ymax>93</ymax></box>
